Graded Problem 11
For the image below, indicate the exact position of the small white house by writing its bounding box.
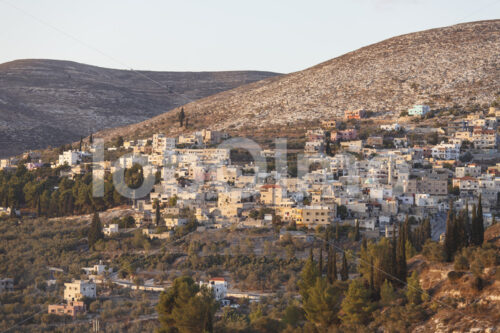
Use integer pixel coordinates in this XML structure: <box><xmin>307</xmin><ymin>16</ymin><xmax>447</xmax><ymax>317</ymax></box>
<box><xmin>103</xmin><ymin>224</ymin><xmax>119</xmax><ymax>236</ymax></box>
<box><xmin>199</xmin><ymin>278</ymin><xmax>228</xmax><ymax>301</ymax></box>
<box><xmin>58</xmin><ymin>151</ymin><xmax>81</xmax><ymax>166</ymax></box>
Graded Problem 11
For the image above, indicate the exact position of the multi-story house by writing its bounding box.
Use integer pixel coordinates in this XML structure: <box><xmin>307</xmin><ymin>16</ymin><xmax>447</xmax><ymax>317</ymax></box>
<box><xmin>405</xmin><ymin>175</ymin><xmax>448</xmax><ymax>196</ymax></box>
<box><xmin>472</xmin><ymin>128</ymin><xmax>497</xmax><ymax>149</ymax></box>
<box><xmin>295</xmin><ymin>205</ymin><xmax>335</xmax><ymax>227</ymax></box>
<box><xmin>64</xmin><ymin>280</ymin><xmax>96</xmax><ymax>302</ymax></box>
<box><xmin>452</xmin><ymin>176</ymin><xmax>479</xmax><ymax>192</ymax></box>
<box><xmin>58</xmin><ymin>151</ymin><xmax>81</xmax><ymax>166</ymax></box>
<box><xmin>431</xmin><ymin>143</ymin><xmax>460</xmax><ymax>160</ymax></box>
<box><xmin>259</xmin><ymin>184</ymin><xmax>285</xmax><ymax>206</ymax></box>
<box><xmin>199</xmin><ymin>278</ymin><xmax>227</xmax><ymax>301</ymax></box>
<box><xmin>455</xmin><ymin>164</ymin><xmax>482</xmax><ymax>178</ymax></box>
<box><xmin>48</xmin><ymin>301</ymin><xmax>86</xmax><ymax>318</ymax></box>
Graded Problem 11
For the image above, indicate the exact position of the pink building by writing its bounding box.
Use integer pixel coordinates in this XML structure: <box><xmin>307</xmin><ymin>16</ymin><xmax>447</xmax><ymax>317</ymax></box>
<box><xmin>330</xmin><ymin>129</ymin><xmax>358</xmax><ymax>142</ymax></box>
<box><xmin>48</xmin><ymin>301</ymin><xmax>86</xmax><ymax>318</ymax></box>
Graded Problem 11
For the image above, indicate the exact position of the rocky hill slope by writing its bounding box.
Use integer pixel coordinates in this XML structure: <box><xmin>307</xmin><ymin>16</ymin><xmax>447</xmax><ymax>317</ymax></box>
<box><xmin>94</xmin><ymin>20</ymin><xmax>500</xmax><ymax>143</ymax></box>
<box><xmin>0</xmin><ymin>59</ymin><xmax>279</xmax><ymax>157</ymax></box>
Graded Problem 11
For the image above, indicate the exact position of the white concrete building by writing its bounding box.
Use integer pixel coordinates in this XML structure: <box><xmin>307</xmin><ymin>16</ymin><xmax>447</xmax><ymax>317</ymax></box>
<box><xmin>58</xmin><ymin>151</ymin><xmax>81</xmax><ymax>166</ymax></box>
<box><xmin>199</xmin><ymin>278</ymin><xmax>227</xmax><ymax>301</ymax></box>
<box><xmin>431</xmin><ymin>143</ymin><xmax>460</xmax><ymax>160</ymax></box>
<box><xmin>64</xmin><ymin>280</ymin><xmax>96</xmax><ymax>302</ymax></box>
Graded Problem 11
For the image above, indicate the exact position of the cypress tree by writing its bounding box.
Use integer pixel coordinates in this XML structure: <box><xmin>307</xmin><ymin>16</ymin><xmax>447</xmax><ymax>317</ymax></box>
<box><xmin>455</xmin><ymin>209</ymin><xmax>468</xmax><ymax>251</ymax></box>
<box><xmin>37</xmin><ymin>196</ymin><xmax>42</xmax><ymax>217</ymax></box>
<box><xmin>326</xmin><ymin>247</ymin><xmax>332</xmax><ymax>283</ymax></box>
<box><xmin>325</xmin><ymin>140</ymin><xmax>332</xmax><ymax>156</ymax></box>
<box><xmin>332</xmin><ymin>250</ymin><xmax>338</xmax><ymax>282</ymax></box>
<box><xmin>471</xmin><ymin>203</ymin><xmax>478</xmax><ymax>245</ymax></box>
<box><xmin>155</xmin><ymin>199</ymin><xmax>161</xmax><ymax>226</ymax></box>
<box><xmin>335</xmin><ymin>221</ymin><xmax>340</xmax><ymax>240</ymax></box>
<box><xmin>369</xmin><ymin>256</ymin><xmax>375</xmax><ymax>296</ymax></box>
<box><xmin>318</xmin><ymin>247</ymin><xmax>323</xmax><ymax>275</ymax></box>
<box><xmin>354</xmin><ymin>219</ymin><xmax>360</xmax><ymax>241</ymax></box>
<box><xmin>464</xmin><ymin>201</ymin><xmax>470</xmax><ymax>245</ymax></box>
<box><xmin>396</xmin><ymin>222</ymin><xmax>407</xmax><ymax>284</ymax></box>
<box><xmin>391</xmin><ymin>223</ymin><xmax>397</xmax><ymax>281</ymax></box>
<box><xmin>88</xmin><ymin>211</ymin><xmax>104</xmax><ymax>250</ymax></box>
<box><xmin>89</xmin><ymin>133</ymin><xmax>93</xmax><ymax>145</ymax></box>
<box><xmin>340</xmin><ymin>251</ymin><xmax>348</xmax><ymax>281</ymax></box>
<box><xmin>178</xmin><ymin>108</ymin><xmax>185</xmax><ymax>127</ymax></box>
<box><xmin>362</xmin><ymin>236</ymin><xmax>367</xmax><ymax>251</ymax></box>
<box><xmin>477</xmin><ymin>195</ymin><xmax>484</xmax><ymax>245</ymax></box>
<box><xmin>445</xmin><ymin>202</ymin><xmax>456</xmax><ymax>261</ymax></box>
<box><xmin>327</xmin><ymin>247</ymin><xmax>338</xmax><ymax>283</ymax></box>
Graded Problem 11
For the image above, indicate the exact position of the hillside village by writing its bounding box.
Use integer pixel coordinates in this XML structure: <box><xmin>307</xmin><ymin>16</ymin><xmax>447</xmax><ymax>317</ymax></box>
<box><xmin>0</xmin><ymin>102</ymin><xmax>499</xmax><ymax>331</ymax></box>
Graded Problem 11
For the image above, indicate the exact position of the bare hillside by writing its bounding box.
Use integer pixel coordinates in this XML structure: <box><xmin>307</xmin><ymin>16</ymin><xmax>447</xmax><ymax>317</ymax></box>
<box><xmin>0</xmin><ymin>59</ymin><xmax>279</xmax><ymax>157</ymax></box>
<box><xmin>95</xmin><ymin>20</ymin><xmax>500</xmax><ymax>142</ymax></box>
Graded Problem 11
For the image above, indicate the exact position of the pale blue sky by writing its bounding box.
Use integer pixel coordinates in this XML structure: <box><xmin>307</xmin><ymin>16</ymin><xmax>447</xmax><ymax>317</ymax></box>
<box><xmin>0</xmin><ymin>0</ymin><xmax>499</xmax><ymax>73</ymax></box>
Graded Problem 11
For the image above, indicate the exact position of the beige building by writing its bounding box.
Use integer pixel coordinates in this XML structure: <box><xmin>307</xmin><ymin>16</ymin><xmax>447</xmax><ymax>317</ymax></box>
<box><xmin>296</xmin><ymin>205</ymin><xmax>335</xmax><ymax>227</ymax></box>
<box><xmin>259</xmin><ymin>185</ymin><xmax>285</xmax><ymax>206</ymax></box>
<box><xmin>64</xmin><ymin>280</ymin><xmax>96</xmax><ymax>302</ymax></box>
<box><xmin>472</xmin><ymin>128</ymin><xmax>497</xmax><ymax>149</ymax></box>
<box><xmin>405</xmin><ymin>175</ymin><xmax>447</xmax><ymax>196</ymax></box>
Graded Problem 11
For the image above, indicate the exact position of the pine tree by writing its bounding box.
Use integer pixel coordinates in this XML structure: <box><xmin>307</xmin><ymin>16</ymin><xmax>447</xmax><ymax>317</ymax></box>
<box><xmin>88</xmin><ymin>211</ymin><xmax>104</xmax><ymax>249</ymax></box>
<box><xmin>302</xmin><ymin>277</ymin><xmax>342</xmax><ymax>329</ymax></box>
<box><xmin>299</xmin><ymin>253</ymin><xmax>320</xmax><ymax>301</ymax></box>
<box><xmin>340</xmin><ymin>251</ymin><xmax>348</xmax><ymax>281</ymax></box>
<box><xmin>406</xmin><ymin>271</ymin><xmax>424</xmax><ymax>305</ymax></box>
<box><xmin>380</xmin><ymin>280</ymin><xmax>396</xmax><ymax>306</ymax></box>
<box><xmin>340</xmin><ymin>279</ymin><xmax>376</xmax><ymax>327</ymax></box>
